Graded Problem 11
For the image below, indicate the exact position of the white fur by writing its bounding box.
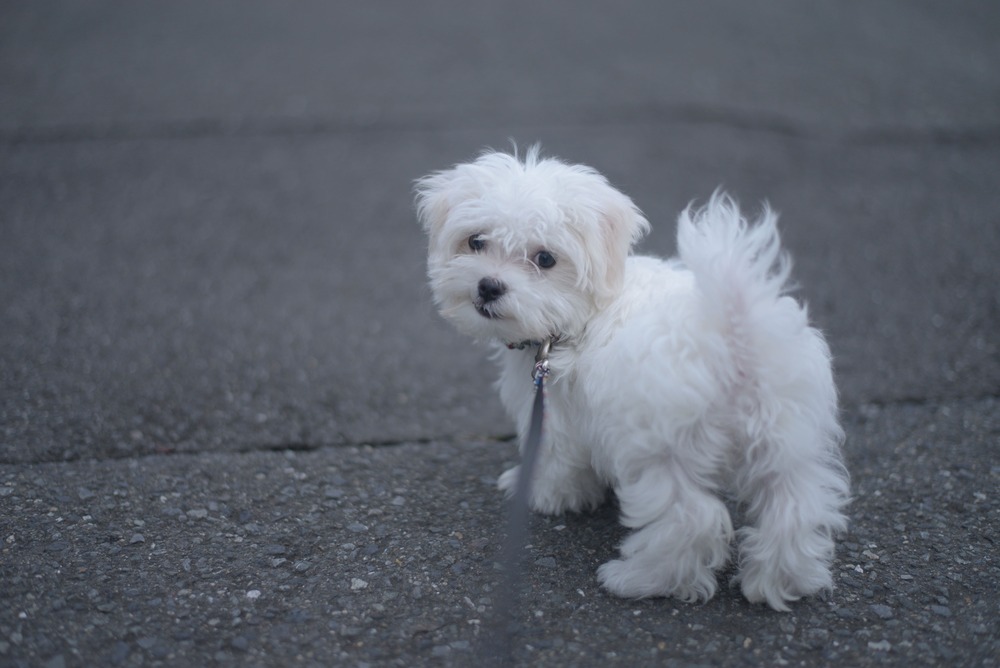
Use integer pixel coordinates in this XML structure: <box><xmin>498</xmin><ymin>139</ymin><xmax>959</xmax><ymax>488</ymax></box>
<box><xmin>415</xmin><ymin>146</ymin><xmax>850</xmax><ymax>611</ymax></box>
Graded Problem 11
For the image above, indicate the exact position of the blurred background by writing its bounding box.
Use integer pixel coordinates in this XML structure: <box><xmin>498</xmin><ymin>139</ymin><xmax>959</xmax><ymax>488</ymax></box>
<box><xmin>2</xmin><ymin>1</ymin><xmax>998</xmax><ymax>464</ymax></box>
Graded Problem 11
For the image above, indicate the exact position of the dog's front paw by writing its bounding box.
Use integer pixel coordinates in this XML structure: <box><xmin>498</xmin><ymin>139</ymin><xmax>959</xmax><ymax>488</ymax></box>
<box><xmin>497</xmin><ymin>466</ymin><xmax>520</xmax><ymax>497</ymax></box>
<box><xmin>597</xmin><ymin>556</ymin><xmax>718</xmax><ymax>603</ymax></box>
<box><xmin>496</xmin><ymin>465</ymin><xmax>604</xmax><ymax>516</ymax></box>
<box><xmin>597</xmin><ymin>559</ymin><xmax>645</xmax><ymax>597</ymax></box>
<box><xmin>597</xmin><ymin>558</ymin><xmax>688</xmax><ymax>599</ymax></box>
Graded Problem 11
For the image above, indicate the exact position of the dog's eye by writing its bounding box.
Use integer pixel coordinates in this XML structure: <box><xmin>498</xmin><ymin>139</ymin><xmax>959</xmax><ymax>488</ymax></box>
<box><xmin>534</xmin><ymin>250</ymin><xmax>557</xmax><ymax>269</ymax></box>
<box><xmin>468</xmin><ymin>234</ymin><xmax>486</xmax><ymax>252</ymax></box>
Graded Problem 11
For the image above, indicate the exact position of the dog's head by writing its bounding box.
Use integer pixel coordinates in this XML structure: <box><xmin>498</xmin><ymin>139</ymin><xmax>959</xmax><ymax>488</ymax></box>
<box><xmin>415</xmin><ymin>146</ymin><xmax>649</xmax><ymax>344</ymax></box>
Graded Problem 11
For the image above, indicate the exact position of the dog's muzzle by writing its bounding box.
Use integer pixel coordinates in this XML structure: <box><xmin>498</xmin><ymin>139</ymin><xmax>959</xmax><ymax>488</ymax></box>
<box><xmin>475</xmin><ymin>277</ymin><xmax>507</xmax><ymax>318</ymax></box>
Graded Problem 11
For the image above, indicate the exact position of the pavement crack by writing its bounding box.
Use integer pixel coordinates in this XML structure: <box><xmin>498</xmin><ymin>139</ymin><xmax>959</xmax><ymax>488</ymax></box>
<box><xmin>845</xmin><ymin>393</ymin><xmax>997</xmax><ymax>411</ymax></box>
<box><xmin>259</xmin><ymin>441</ymin><xmax>324</xmax><ymax>454</ymax></box>
<box><xmin>253</xmin><ymin>431</ymin><xmax>517</xmax><ymax>455</ymax></box>
<box><xmin>3</xmin><ymin>106</ymin><xmax>998</xmax><ymax>148</ymax></box>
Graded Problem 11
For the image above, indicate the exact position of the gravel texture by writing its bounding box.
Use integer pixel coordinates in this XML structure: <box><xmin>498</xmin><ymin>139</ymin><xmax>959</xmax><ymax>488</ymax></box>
<box><xmin>1</xmin><ymin>398</ymin><xmax>997</xmax><ymax>666</ymax></box>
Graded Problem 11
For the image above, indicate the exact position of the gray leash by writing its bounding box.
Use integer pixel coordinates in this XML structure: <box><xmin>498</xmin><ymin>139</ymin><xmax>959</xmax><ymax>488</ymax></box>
<box><xmin>484</xmin><ymin>338</ymin><xmax>552</xmax><ymax>663</ymax></box>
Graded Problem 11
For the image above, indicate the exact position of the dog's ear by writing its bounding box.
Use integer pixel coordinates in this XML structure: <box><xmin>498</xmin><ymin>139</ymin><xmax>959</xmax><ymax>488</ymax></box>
<box><xmin>589</xmin><ymin>185</ymin><xmax>650</xmax><ymax>305</ymax></box>
<box><xmin>414</xmin><ymin>166</ymin><xmax>472</xmax><ymax>237</ymax></box>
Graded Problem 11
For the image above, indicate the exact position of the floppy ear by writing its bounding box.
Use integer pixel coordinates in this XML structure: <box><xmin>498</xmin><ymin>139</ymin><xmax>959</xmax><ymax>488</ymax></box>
<box><xmin>414</xmin><ymin>165</ymin><xmax>481</xmax><ymax>237</ymax></box>
<box><xmin>589</xmin><ymin>185</ymin><xmax>650</xmax><ymax>305</ymax></box>
<box><xmin>414</xmin><ymin>169</ymin><xmax>450</xmax><ymax>235</ymax></box>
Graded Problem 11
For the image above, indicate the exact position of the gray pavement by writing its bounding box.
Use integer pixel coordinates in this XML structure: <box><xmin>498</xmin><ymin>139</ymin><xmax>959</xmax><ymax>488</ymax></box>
<box><xmin>1</xmin><ymin>1</ymin><xmax>998</xmax><ymax>666</ymax></box>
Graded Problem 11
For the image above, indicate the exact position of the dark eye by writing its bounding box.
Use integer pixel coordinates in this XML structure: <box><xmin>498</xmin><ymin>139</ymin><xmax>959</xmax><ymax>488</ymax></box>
<box><xmin>534</xmin><ymin>250</ymin><xmax>556</xmax><ymax>269</ymax></box>
<box><xmin>468</xmin><ymin>234</ymin><xmax>486</xmax><ymax>252</ymax></box>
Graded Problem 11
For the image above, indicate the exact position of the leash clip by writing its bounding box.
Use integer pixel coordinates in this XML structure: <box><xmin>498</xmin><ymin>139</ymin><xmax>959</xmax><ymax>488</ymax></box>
<box><xmin>532</xmin><ymin>338</ymin><xmax>552</xmax><ymax>386</ymax></box>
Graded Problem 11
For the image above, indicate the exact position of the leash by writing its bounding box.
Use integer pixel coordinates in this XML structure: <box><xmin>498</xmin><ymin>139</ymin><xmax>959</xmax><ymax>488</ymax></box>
<box><xmin>484</xmin><ymin>338</ymin><xmax>552</xmax><ymax>663</ymax></box>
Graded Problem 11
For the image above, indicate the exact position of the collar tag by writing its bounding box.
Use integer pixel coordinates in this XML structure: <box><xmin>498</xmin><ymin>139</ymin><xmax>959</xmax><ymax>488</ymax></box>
<box><xmin>532</xmin><ymin>338</ymin><xmax>552</xmax><ymax>386</ymax></box>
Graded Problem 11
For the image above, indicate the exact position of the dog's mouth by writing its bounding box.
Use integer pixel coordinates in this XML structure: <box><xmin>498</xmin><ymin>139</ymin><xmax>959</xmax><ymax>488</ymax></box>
<box><xmin>474</xmin><ymin>300</ymin><xmax>502</xmax><ymax>319</ymax></box>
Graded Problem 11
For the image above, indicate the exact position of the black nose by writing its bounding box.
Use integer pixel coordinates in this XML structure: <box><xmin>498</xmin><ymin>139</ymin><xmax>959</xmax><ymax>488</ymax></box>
<box><xmin>477</xmin><ymin>277</ymin><xmax>507</xmax><ymax>303</ymax></box>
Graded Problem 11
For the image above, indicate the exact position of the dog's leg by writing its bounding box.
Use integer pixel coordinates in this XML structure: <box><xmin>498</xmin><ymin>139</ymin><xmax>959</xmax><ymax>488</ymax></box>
<box><xmin>734</xmin><ymin>409</ymin><xmax>849</xmax><ymax>611</ymax></box>
<box><xmin>597</xmin><ymin>466</ymin><xmax>732</xmax><ymax>601</ymax></box>
<box><xmin>498</xmin><ymin>438</ymin><xmax>605</xmax><ymax>515</ymax></box>
<box><xmin>497</xmin><ymin>378</ymin><xmax>606</xmax><ymax>515</ymax></box>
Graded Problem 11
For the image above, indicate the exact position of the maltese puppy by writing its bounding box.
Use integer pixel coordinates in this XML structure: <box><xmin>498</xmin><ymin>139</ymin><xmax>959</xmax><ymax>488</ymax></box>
<box><xmin>415</xmin><ymin>146</ymin><xmax>849</xmax><ymax>611</ymax></box>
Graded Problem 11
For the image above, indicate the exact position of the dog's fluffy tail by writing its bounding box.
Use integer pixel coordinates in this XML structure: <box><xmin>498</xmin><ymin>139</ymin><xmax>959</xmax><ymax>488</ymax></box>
<box><xmin>675</xmin><ymin>190</ymin><xmax>837</xmax><ymax>430</ymax></box>
<box><xmin>677</xmin><ymin>190</ymin><xmax>794</xmax><ymax>385</ymax></box>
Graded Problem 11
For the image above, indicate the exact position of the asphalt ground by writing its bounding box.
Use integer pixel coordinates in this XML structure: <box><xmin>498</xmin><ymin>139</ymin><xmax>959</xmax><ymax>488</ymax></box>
<box><xmin>1</xmin><ymin>2</ymin><xmax>998</xmax><ymax>666</ymax></box>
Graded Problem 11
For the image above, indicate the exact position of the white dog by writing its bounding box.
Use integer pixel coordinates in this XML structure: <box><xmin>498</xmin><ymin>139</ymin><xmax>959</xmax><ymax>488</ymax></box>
<box><xmin>415</xmin><ymin>146</ymin><xmax>849</xmax><ymax>611</ymax></box>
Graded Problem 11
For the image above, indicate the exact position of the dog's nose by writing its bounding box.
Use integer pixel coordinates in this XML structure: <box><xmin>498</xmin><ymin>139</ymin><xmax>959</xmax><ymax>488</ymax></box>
<box><xmin>477</xmin><ymin>277</ymin><xmax>507</xmax><ymax>303</ymax></box>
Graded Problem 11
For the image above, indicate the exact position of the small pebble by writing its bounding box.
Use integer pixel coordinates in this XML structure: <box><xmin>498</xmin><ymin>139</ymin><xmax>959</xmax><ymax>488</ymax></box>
<box><xmin>805</xmin><ymin>628</ymin><xmax>829</xmax><ymax>648</ymax></box>
<box><xmin>108</xmin><ymin>641</ymin><xmax>130</xmax><ymax>665</ymax></box>
<box><xmin>129</xmin><ymin>534</ymin><xmax>145</xmax><ymax>545</ymax></box>
<box><xmin>245</xmin><ymin>590</ymin><xmax>261</xmax><ymax>600</ymax></box>
<box><xmin>870</xmin><ymin>604</ymin><xmax>894</xmax><ymax>619</ymax></box>
<box><xmin>43</xmin><ymin>654</ymin><xmax>66</xmax><ymax>668</ymax></box>
<box><xmin>350</xmin><ymin>578</ymin><xmax>368</xmax><ymax>591</ymax></box>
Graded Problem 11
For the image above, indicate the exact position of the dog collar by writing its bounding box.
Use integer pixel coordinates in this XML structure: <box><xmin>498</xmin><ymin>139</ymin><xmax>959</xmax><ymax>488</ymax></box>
<box><xmin>505</xmin><ymin>340</ymin><xmax>542</xmax><ymax>350</ymax></box>
<box><xmin>505</xmin><ymin>335</ymin><xmax>562</xmax><ymax>353</ymax></box>
<box><xmin>503</xmin><ymin>338</ymin><xmax>555</xmax><ymax>385</ymax></box>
